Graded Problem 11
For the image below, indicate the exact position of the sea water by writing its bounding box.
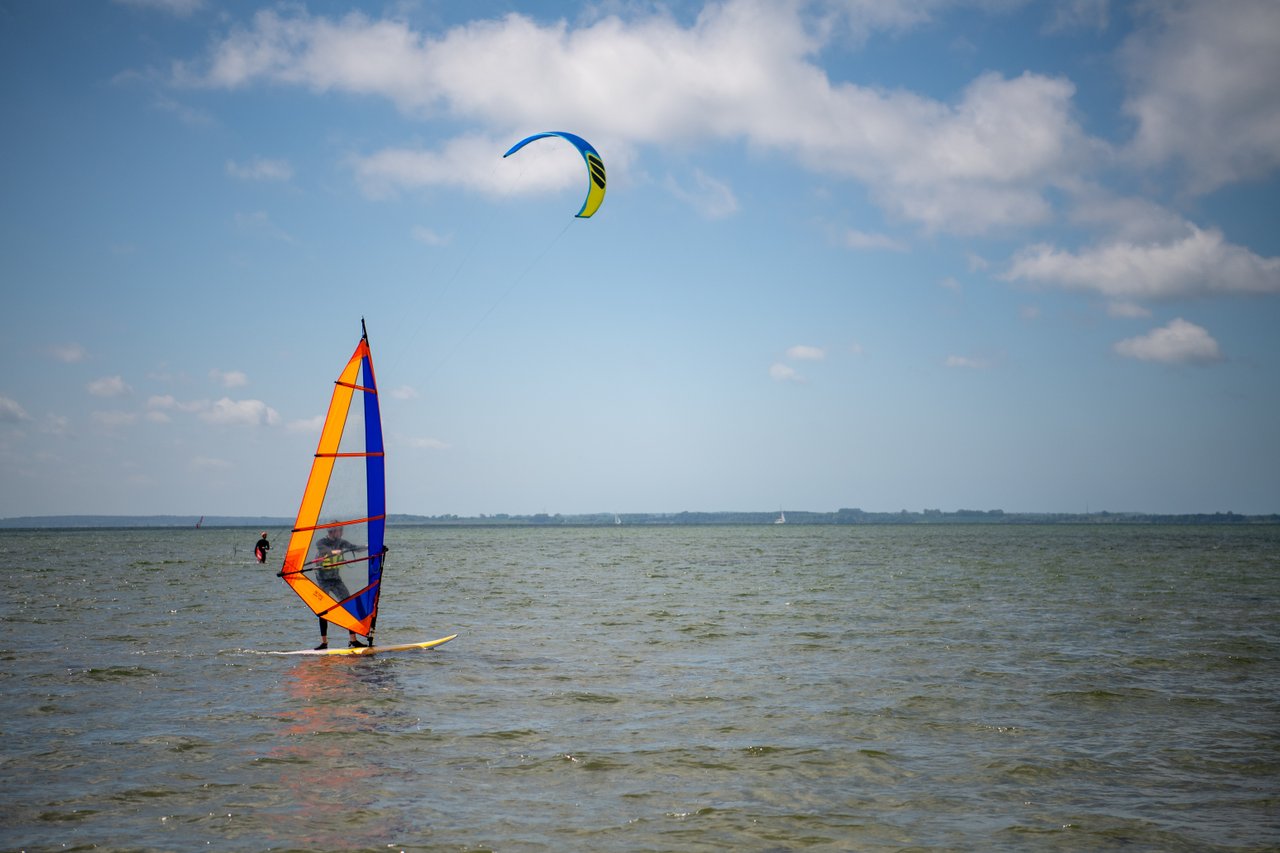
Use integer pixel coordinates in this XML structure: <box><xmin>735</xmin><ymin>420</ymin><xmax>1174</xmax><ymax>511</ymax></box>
<box><xmin>1</xmin><ymin>524</ymin><xmax>1276</xmax><ymax>851</ymax></box>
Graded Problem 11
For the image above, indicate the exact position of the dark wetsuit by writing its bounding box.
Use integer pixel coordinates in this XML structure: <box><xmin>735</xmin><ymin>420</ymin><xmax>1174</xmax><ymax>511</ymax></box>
<box><xmin>315</xmin><ymin>533</ymin><xmax>360</xmax><ymax>637</ymax></box>
<box><xmin>254</xmin><ymin>537</ymin><xmax>270</xmax><ymax>563</ymax></box>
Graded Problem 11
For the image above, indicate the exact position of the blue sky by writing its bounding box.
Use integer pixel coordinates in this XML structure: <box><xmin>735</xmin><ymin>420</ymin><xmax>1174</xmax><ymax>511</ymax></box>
<box><xmin>2</xmin><ymin>0</ymin><xmax>1278</xmax><ymax>518</ymax></box>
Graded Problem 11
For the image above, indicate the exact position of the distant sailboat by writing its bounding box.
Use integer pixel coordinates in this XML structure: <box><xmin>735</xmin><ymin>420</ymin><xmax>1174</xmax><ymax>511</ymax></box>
<box><xmin>614</xmin><ymin>514</ymin><xmax>622</xmax><ymax>525</ymax></box>
<box><xmin>196</xmin><ymin>516</ymin><xmax>204</xmax><ymax>529</ymax></box>
<box><xmin>774</xmin><ymin>511</ymin><xmax>786</xmax><ymax>524</ymax></box>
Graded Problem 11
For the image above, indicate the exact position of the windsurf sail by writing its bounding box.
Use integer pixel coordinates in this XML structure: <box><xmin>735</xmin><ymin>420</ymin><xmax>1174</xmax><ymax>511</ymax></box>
<box><xmin>277</xmin><ymin>320</ymin><xmax>386</xmax><ymax>644</ymax></box>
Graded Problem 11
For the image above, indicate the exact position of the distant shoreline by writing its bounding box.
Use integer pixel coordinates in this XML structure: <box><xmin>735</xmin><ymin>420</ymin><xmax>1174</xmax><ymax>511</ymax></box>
<box><xmin>2</xmin><ymin>509</ymin><xmax>1277</xmax><ymax>529</ymax></box>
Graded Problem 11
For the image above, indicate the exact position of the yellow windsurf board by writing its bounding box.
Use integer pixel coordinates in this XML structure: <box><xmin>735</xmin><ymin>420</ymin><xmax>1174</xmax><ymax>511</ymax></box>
<box><xmin>272</xmin><ymin>633</ymin><xmax>457</xmax><ymax>656</ymax></box>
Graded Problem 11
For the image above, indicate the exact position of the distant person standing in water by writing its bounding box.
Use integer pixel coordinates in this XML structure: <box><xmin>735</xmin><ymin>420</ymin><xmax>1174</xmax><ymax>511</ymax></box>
<box><xmin>313</xmin><ymin>524</ymin><xmax>367</xmax><ymax>650</ymax></box>
<box><xmin>254</xmin><ymin>532</ymin><xmax>270</xmax><ymax>564</ymax></box>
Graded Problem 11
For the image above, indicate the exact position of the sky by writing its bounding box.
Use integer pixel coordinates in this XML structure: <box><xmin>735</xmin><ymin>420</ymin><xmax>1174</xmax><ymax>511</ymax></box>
<box><xmin>2</xmin><ymin>0</ymin><xmax>1278</xmax><ymax>519</ymax></box>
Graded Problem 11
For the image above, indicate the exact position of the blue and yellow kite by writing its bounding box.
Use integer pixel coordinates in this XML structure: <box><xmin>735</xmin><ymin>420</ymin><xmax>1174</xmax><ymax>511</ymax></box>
<box><xmin>503</xmin><ymin>131</ymin><xmax>606</xmax><ymax>219</ymax></box>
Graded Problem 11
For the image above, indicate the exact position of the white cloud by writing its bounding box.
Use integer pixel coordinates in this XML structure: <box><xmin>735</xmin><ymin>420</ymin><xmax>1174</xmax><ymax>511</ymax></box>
<box><xmin>411</xmin><ymin>226</ymin><xmax>452</xmax><ymax>247</ymax></box>
<box><xmin>192</xmin><ymin>7</ymin><xmax>441</xmax><ymax>101</ymax></box>
<box><xmin>389</xmin><ymin>385</ymin><xmax>419</xmax><ymax>400</ymax></box>
<box><xmin>235</xmin><ymin>210</ymin><xmax>295</xmax><ymax>243</ymax></box>
<box><xmin>114</xmin><ymin>0</ymin><xmax>203</xmax><ymax>16</ymax></box>
<box><xmin>226</xmin><ymin>157</ymin><xmax>293</xmax><ymax>181</ymax></box>
<box><xmin>1114</xmin><ymin>318</ymin><xmax>1222</xmax><ymax>364</ymax></box>
<box><xmin>183</xmin><ymin>4</ymin><xmax>1097</xmax><ymax>235</ymax></box>
<box><xmin>200</xmin><ymin>398</ymin><xmax>280</xmax><ymax>426</ymax></box>
<box><xmin>841</xmin><ymin>229</ymin><xmax>907</xmax><ymax>252</ymax></box>
<box><xmin>353</xmin><ymin>134</ymin><xmax>513</xmax><ymax>199</ymax></box>
<box><xmin>822</xmin><ymin>0</ymin><xmax>946</xmax><ymax>41</ymax></box>
<box><xmin>402</xmin><ymin>436</ymin><xmax>449</xmax><ymax>450</ymax></box>
<box><xmin>287</xmin><ymin>415</ymin><xmax>325</xmax><ymax>433</ymax></box>
<box><xmin>786</xmin><ymin>344</ymin><xmax>825</xmax><ymax>361</ymax></box>
<box><xmin>774</xmin><ymin>68</ymin><xmax>1096</xmax><ymax>234</ymax></box>
<box><xmin>769</xmin><ymin>362</ymin><xmax>804</xmax><ymax>382</ymax></box>
<box><xmin>151</xmin><ymin>93</ymin><xmax>215</xmax><ymax>127</ymax></box>
<box><xmin>666</xmin><ymin>169</ymin><xmax>739</xmax><ymax>219</ymax></box>
<box><xmin>92</xmin><ymin>410</ymin><xmax>139</xmax><ymax>427</ymax></box>
<box><xmin>0</xmin><ymin>395</ymin><xmax>31</xmax><ymax>423</ymax></box>
<box><xmin>88</xmin><ymin>375</ymin><xmax>131</xmax><ymax>397</ymax></box>
<box><xmin>149</xmin><ymin>395</ymin><xmax>208</xmax><ymax>414</ymax></box>
<box><xmin>1106</xmin><ymin>301</ymin><xmax>1151</xmax><ymax>319</ymax></box>
<box><xmin>1043</xmin><ymin>0</ymin><xmax>1109</xmax><ymax>34</ymax></box>
<box><xmin>43</xmin><ymin>414</ymin><xmax>72</xmax><ymax>436</ymax></box>
<box><xmin>1067</xmin><ymin>189</ymin><xmax>1193</xmax><ymax>245</ymax></box>
<box><xmin>945</xmin><ymin>354</ymin><xmax>992</xmax><ymax>369</ymax></box>
<box><xmin>48</xmin><ymin>343</ymin><xmax>87</xmax><ymax>363</ymax></box>
<box><xmin>1005</xmin><ymin>226</ymin><xmax>1280</xmax><ymax>302</ymax></box>
<box><xmin>210</xmin><ymin>368</ymin><xmax>249</xmax><ymax>388</ymax></box>
<box><xmin>1122</xmin><ymin>0</ymin><xmax>1280</xmax><ymax>193</ymax></box>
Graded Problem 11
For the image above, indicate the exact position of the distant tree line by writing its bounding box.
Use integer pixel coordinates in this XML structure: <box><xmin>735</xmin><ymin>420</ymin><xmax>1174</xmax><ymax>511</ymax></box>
<box><xmin>384</xmin><ymin>509</ymin><xmax>1280</xmax><ymax>526</ymax></box>
<box><xmin>3</xmin><ymin>509</ymin><xmax>1277</xmax><ymax>529</ymax></box>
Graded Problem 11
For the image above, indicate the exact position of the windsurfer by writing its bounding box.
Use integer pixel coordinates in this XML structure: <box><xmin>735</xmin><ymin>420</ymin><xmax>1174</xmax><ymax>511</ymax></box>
<box><xmin>313</xmin><ymin>524</ymin><xmax>368</xmax><ymax>650</ymax></box>
<box><xmin>254</xmin><ymin>532</ymin><xmax>271</xmax><ymax>563</ymax></box>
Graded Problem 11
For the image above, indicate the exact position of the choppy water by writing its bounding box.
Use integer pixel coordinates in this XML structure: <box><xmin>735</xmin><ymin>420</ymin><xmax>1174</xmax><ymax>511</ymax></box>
<box><xmin>1</xmin><ymin>524</ymin><xmax>1277</xmax><ymax>851</ymax></box>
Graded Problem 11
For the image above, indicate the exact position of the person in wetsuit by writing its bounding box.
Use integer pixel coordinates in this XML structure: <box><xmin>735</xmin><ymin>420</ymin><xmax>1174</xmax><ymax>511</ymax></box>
<box><xmin>313</xmin><ymin>525</ymin><xmax>367</xmax><ymax>650</ymax></box>
<box><xmin>254</xmin><ymin>532</ymin><xmax>270</xmax><ymax>563</ymax></box>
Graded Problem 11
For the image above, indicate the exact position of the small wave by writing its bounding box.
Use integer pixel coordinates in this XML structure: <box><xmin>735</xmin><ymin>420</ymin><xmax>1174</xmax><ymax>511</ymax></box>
<box><xmin>136</xmin><ymin>734</ymin><xmax>209</xmax><ymax>752</ymax></box>
<box><xmin>575</xmin><ymin>755</ymin><xmax>626</xmax><ymax>771</ymax></box>
<box><xmin>37</xmin><ymin>809</ymin><xmax>99</xmax><ymax>823</ymax></box>
<box><xmin>470</xmin><ymin>728</ymin><xmax>538</xmax><ymax>740</ymax></box>
<box><xmin>855</xmin><ymin>748</ymin><xmax>894</xmax><ymax>759</ymax></box>
<box><xmin>79</xmin><ymin>665</ymin><xmax>160</xmax><ymax>682</ymax></box>
<box><xmin>1048</xmin><ymin>687</ymin><xmax>1160</xmax><ymax>703</ymax></box>
<box><xmin>108</xmin><ymin>787</ymin><xmax>186</xmax><ymax>804</ymax></box>
<box><xmin>666</xmin><ymin>806</ymin><xmax>719</xmax><ymax>819</ymax></box>
<box><xmin>506</xmin><ymin>751</ymin><xmax>627</xmax><ymax>772</ymax></box>
<box><xmin>562</xmin><ymin>691</ymin><xmax>620</xmax><ymax>704</ymax></box>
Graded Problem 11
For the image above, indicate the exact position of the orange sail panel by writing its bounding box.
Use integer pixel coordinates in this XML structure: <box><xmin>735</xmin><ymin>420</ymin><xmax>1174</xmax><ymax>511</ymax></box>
<box><xmin>278</xmin><ymin>325</ymin><xmax>386</xmax><ymax>638</ymax></box>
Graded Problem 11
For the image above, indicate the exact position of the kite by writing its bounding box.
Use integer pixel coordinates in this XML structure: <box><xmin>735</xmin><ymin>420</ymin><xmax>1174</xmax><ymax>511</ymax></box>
<box><xmin>503</xmin><ymin>131</ymin><xmax>606</xmax><ymax>219</ymax></box>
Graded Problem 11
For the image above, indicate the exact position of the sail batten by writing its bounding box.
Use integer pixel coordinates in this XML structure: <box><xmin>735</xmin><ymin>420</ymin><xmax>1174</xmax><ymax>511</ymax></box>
<box><xmin>278</xmin><ymin>326</ymin><xmax>386</xmax><ymax>640</ymax></box>
<box><xmin>293</xmin><ymin>514</ymin><xmax>386</xmax><ymax>534</ymax></box>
